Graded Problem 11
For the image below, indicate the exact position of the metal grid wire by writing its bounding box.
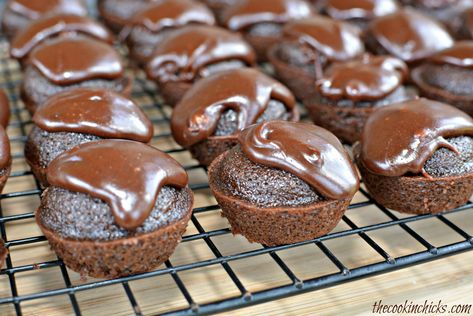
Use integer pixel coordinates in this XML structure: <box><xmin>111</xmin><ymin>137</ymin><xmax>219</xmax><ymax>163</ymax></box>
<box><xmin>0</xmin><ymin>33</ymin><xmax>472</xmax><ymax>315</ymax></box>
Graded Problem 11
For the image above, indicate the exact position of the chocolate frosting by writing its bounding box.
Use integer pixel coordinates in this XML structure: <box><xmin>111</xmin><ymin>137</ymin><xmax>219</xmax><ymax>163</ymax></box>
<box><xmin>0</xmin><ymin>127</ymin><xmax>11</xmax><ymax>170</ymax></box>
<box><xmin>171</xmin><ymin>68</ymin><xmax>297</xmax><ymax>147</ymax></box>
<box><xmin>239</xmin><ymin>121</ymin><xmax>359</xmax><ymax>199</ymax></box>
<box><xmin>47</xmin><ymin>139</ymin><xmax>189</xmax><ymax>230</ymax></box>
<box><xmin>29</xmin><ymin>37</ymin><xmax>124</xmax><ymax>85</ymax></box>
<box><xmin>0</xmin><ymin>90</ymin><xmax>10</xmax><ymax>128</ymax></box>
<box><xmin>428</xmin><ymin>41</ymin><xmax>473</xmax><ymax>69</ymax></box>
<box><xmin>325</xmin><ymin>0</ymin><xmax>398</xmax><ymax>20</ymax></box>
<box><xmin>222</xmin><ymin>0</ymin><xmax>313</xmax><ymax>31</ymax></box>
<box><xmin>317</xmin><ymin>55</ymin><xmax>408</xmax><ymax>101</ymax></box>
<box><xmin>33</xmin><ymin>88</ymin><xmax>153</xmax><ymax>143</ymax></box>
<box><xmin>11</xmin><ymin>15</ymin><xmax>113</xmax><ymax>60</ymax></box>
<box><xmin>282</xmin><ymin>16</ymin><xmax>365</xmax><ymax>61</ymax></box>
<box><xmin>7</xmin><ymin>0</ymin><xmax>87</xmax><ymax>19</ymax></box>
<box><xmin>368</xmin><ymin>9</ymin><xmax>454</xmax><ymax>63</ymax></box>
<box><xmin>360</xmin><ymin>98</ymin><xmax>473</xmax><ymax>177</ymax></box>
<box><xmin>146</xmin><ymin>25</ymin><xmax>256</xmax><ymax>82</ymax></box>
<box><xmin>128</xmin><ymin>0</ymin><xmax>215</xmax><ymax>32</ymax></box>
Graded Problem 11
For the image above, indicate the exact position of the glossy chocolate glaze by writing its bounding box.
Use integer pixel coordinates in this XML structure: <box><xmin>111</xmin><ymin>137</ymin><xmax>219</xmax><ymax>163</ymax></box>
<box><xmin>7</xmin><ymin>0</ymin><xmax>87</xmax><ymax>19</ymax></box>
<box><xmin>128</xmin><ymin>0</ymin><xmax>215</xmax><ymax>32</ymax></box>
<box><xmin>282</xmin><ymin>16</ymin><xmax>365</xmax><ymax>61</ymax></box>
<box><xmin>316</xmin><ymin>55</ymin><xmax>408</xmax><ymax>101</ymax></box>
<box><xmin>146</xmin><ymin>25</ymin><xmax>255</xmax><ymax>82</ymax></box>
<box><xmin>32</xmin><ymin>88</ymin><xmax>153</xmax><ymax>143</ymax></box>
<box><xmin>171</xmin><ymin>68</ymin><xmax>297</xmax><ymax>147</ymax></box>
<box><xmin>11</xmin><ymin>15</ymin><xmax>113</xmax><ymax>60</ymax></box>
<box><xmin>47</xmin><ymin>140</ymin><xmax>189</xmax><ymax>230</ymax></box>
<box><xmin>429</xmin><ymin>41</ymin><xmax>473</xmax><ymax>68</ymax></box>
<box><xmin>368</xmin><ymin>9</ymin><xmax>454</xmax><ymax>62</ymax></box>
<box><xmin>360</xmin><ymin>98</ymin><xmax>473</xmax><ymax>177</ymax></box>
<box><xmin>239</xmin><ymin>121</ymin><xmax>359</xmax><ymax>199</ymax></box>
<box><xmin>0</xmin><ymin>127</ymin><xmax>10</xmax><ymax>169</ymax></box>
<box><xmin>222</xmin><ymin>0</ymin><xmax>313</xmax><ymax>31</ymax></box>
<box><xmin>29</xmin><ymin>36</ymin><xmax>124</xmax><ymax>85</ymax></box>
<box><xmin>0</xmin><ymin>90</ymin><xmax>10</xmax><ymax>128</ymax></box>
<box><xmin>325</xmin><ymin>0</ymin><xmax>399</xmax><ymax>20</ymax></box>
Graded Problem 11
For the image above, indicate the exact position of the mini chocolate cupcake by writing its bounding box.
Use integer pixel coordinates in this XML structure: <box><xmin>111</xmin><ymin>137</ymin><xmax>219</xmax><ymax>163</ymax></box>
<box><xmin>365</xmin><ymin>9</ymin><xmax>454</xmax><ymax>64</ymax></box>
<box><xmin>208</xmin><ymin>121</ymin><xmax>359</xmax><ymax>246</ymax></box>
<box><xmin>97</xmin><ymin>0</ymin><xmax>155</xmax><ymax>32</ymax></box>
<box><xmin>319</xmin><ymin>0</ymin><xmax>399</xmax><ymax>30</ymax></box>
<box><xmin>0</xmin><ymin>239</ymin><xmax>7</xmax><ymax>269</ymax></box>
<box><xmin>0</xmin><ymin>90</ymin><xmax>10</xmax><ymax>129</ymax></box>
<box><xmin>305</xmin><ymin>55</ymin><xmax>416</xmax><ymax>144</ymax></box>
<box><xmin>355</xmin><ymin>98</ymin><xmax>473</xmax><ymax>214</ymax></box>
<box><xmin>1</xmin><ymin>0</ymin><xmax>87</xmax><ymax>38</ymax></box>
<box><xmin>146</xmin><ymin>25</ymin><xmax>256</xmax><ymax>106</ymax></box>
<box><xmin>220</xmin><ymin>0</ymin><xmax>313</xmax><ymax>61</ymax></box>
<box><xmin>10</xmin><ymin>14</ymin><xmax>113</xmax><ymax>63</ymax></box>
<box><xmin>25</xmin><ymin>88</ymin><xmax>153</xmax><ymax>187</ymax></box>
<box><xmin>123</xmin><ymin>0</ymin><xmax>216</xmax><ymax>65</ymax></box>
<box><xmin>267</xmin><ymin>16</ymin><xmax>365</xmax><ymax>100</ymax></box>
<box><xmin>0</xmin><ymin>126</ymin><xmax>11</xmax><ymax>193</ymax></box>
<box><xmin>37</xmin><ymin>139</ymin><xmax>193</xmax><ymax>278</ymax></box>
<box><xmin>21</xmin><ymin>36</ymin><xmax>132</xmax><ymax>114</ymax></box>
<box><xmin>171</xmin><ymin>68</ymin><xmax>299</xmax><ymax>166</ymax></box>
<box><xmin>412</xmin><ymin>42</ymin><xmax>473</xmax><ymax>117</ymax></box>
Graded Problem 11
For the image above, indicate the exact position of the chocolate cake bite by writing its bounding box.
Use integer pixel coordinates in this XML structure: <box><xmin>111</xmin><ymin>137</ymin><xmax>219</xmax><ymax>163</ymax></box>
<box><xmin>208</xmin><ymin>121</ymin><xmax>359</xmax><ymax>246</ymax></box>
<box><xmin>10</xmin><ymin>14</ymin><xmax>113</xmax><ymax>63</ymax></box>
<box><xmin>97</xmin><ymin>0</ymin><xmax>156</xmax><ymax>32</ymax></box>
<box><xmin>21</xmin><ymin>36</ymin><xmax>131</xmax><ymax>114</ymax></box>
<box><xmin>220</xmin><ymin>0</ymin><xmax>313</xmax><ymax>61</ymax></box>
<box><xmin>267</xmin><ymin>16</ymin><xmax>365</xmax><ymax>100</ymax></box>
<box><xmin>412</xmin><ymin>42</ymin><xmax>473</xmax><ymax>117</ymax></box>
<box><xmin>0</xmin><ymin>90</ymin><xmax>10</xmax><ymax>129</ymax></box>
<box><xmin>171</xmin><ymin>68</ymin><xmax>299</xmax><ymax>166</ymax></box>
<box><xmin>0</xmin><ymin>126</ymin><xmax>11</xmax><ymax>193</ymax></box>
<box><xmin>305</xmin><ymin>55</ymin><xmax>416</xmax><ymax>144</ymax></box>
<box><xmin>0</xmin><ymin>239</ymin><xmax>7</xmax><ymax>269</ymax></box>
<box><xmin>146</xmin><ymin>25</ymin><xmax>256</xmax><ymax>106</ymax></box>
<box><xmin>1</xmin><ymin>0</ymin><xmax>87</xmax><ymax>38</ymax></box>
<box><xmin>37</xmin><ymin>139</ymin><xmax>193</xmax><ymax>279</ymax></box>
<box><xmin>25</xmin><ymin>88</ymin><xmax>153</xmax><ymax>187</ymax></box>
<box><xmin>365</xmin><ymin>9</ymin><xmax>454</xmax><ymax>64</ymax></box>
<box><xmin>355</xmin><ymin>98</ymin><xmax>473</xmax><ymax>214</ymax></box>
<box><xmin>123</xmin><ymin>0</ymin><xmax>216</xmax><ymax>65</ymax></box>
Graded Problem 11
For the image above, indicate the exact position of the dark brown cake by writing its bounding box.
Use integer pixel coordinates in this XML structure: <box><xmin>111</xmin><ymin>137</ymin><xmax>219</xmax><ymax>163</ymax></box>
<box><xmin>208</xmin><ymin>121</ymin><xmax>359</xmax><ymax>246</ymax></box>
<box><xmin>97</xmin><ymin>0</ymin><xmax>156</xmax><ymax>32</ymax></box>
<box><xmin>1</xmin><ymin>0</ymin><xmax>87</xmax><ymax>38</ymax></box>
<box><xmin>25</xmin><ymin>88</ymin><xmax>153</xmax><ymax>187</ymax></box>
<box><xmin>145</xmin><ymin>25</ymin><xmax>256</xmax><ymax>107</ymax></box>
<box><xmin>0</xmin><ymin>239</ymin><xmax>7</xmax><ymax>269</ymax></box>
<box><xmin>355</xmin><ymin>98</ymin><xmax>473</xmax><ymax>214</ymax></box>
<box><xmin>36</xmin><ymin>139</ymin><xmax>193</xmax><ymax>279</ymax></box>
<box><xmin>21</xmin><ymin>36</ymin><xmax>132</xmax><ymax>114</ymax></box>
<box><xmin>171</xmin><ymin>68</ymin><xmax>299</xmax><ymax>166</ymax></box>
<box><xmin>304</xmin><ymin>54</ymin><xmax>417</xmax><ymax>144</ymax></box>
<box><xmin>411</xmin><ymin>41</ymin><xmax>473</xmax><ymax>116</ymax></box>
<box><xmin>0</xmin><ymin>126</ymin><xmax>11</xmax><ymax>194</ymax></box>
<box><xmin>220</xmin><ymin>0</ymin><xmax>313</xmax><ymax>61</ymax></box>
<box><xmin>123</xmin><ymin>0</ymin><xmax>216</xmax><ymax>65</ymax></box>
<box><xmin>457</xmin><ymin>7</ymin><xmax>473</xmax><ymax>39</ymax></box>
<box><xmin>0</xmin><ymin>90</ymin><xmax>10</xmax><ymax>129</ymax></box>
<box><xmin>267</xmin><ymin>15</ymin><xmax>365</xmax><ymax>101</ymax></box>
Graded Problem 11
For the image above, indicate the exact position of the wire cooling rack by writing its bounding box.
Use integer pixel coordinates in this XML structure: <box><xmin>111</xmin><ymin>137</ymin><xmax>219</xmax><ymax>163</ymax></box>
<box><xmin>0</xmin><ymin>32</ymin><xmax>472</xmax><ymax>315</ymax></box>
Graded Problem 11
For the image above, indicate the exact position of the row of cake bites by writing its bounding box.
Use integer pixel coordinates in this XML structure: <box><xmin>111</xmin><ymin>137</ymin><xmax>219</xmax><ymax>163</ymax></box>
<box><xmin>0</xmin><ymin>0</ymin><xmax>471</xmax><ymax>279</ymax></box>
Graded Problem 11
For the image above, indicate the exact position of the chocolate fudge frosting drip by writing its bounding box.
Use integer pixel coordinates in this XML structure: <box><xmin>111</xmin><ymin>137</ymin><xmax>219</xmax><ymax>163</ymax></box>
<box><xmin>129</xmin><ymin>0</ymin><xmax>215</xmax><ymax>32</ymax></box>
<box><xmin>222</xmin><ymin>0</ymin><xmax>313</xmax><ymax>31</ymax></box>
<box><xmin>11</xmin><ymin>15</ymin><xmax>114</xmax><ymax>59</ymax></box>
<box><xmin>171</xmin><ymin>68</ymin><xmax>296</xmax><ymax>147</ymax></box>
<box><xmin>0</xmin><ymin>127</ymin><xmax>11</xmax><ymax>169</ymax></box>
<box><xmin>0</xmin><ymin>90</ymin><xmax>10</xmax><ymax>128</ymax></box>
<box><xmin>325</xmin><ymin>0</ymin><xmax>398</xmax><ymax>20</ymax></box>
<box><xmin>47</xmin><ymin>140</ymin><xmax>189</xmax><ymax>230</ymax></box>
<box><xmin>283</xmin><ymin>16</ymin><xmax>364</xmax><ymax>61</ymax></box>
<box><xmin>29</xmin><ymin>37</ymin><xmax>124</xmax><ymax>85</ymax></box>
<box><xmin>428</xmin><ymin>42</ymin><xmax>473</xmax><ymax>69</ymax></box>
<box><xmin>146</xmin><ymin>25</ymin><xmax>255</xmax><ymax>82</ymax></box>
<box><xmin>368</xmin><ymin>9</ymin><xmax>454</xmax><ymax>62</ymax></box>
<box><xmin>317</xmin><ymin>55</ymin><xmax>408</xmax><ymax>101</ymax></box>
<box><xmin>8</xmin><ymin>0</ymin><xmax>87</xmax><ymax>19</ymax></box>
<box><xmin>360</xmin><ymin>98</ymin><xmax>473</xmax><ymax>177</ymax></box>
<box><xmin>33</xmin><ymin>88</ymin><xmax>153</xmax><ymax>143</ymax></box>
<box><xmin>239</xmin><ymin>121</ymin><xmax>359</xmax><ymax>199</ymax></box>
